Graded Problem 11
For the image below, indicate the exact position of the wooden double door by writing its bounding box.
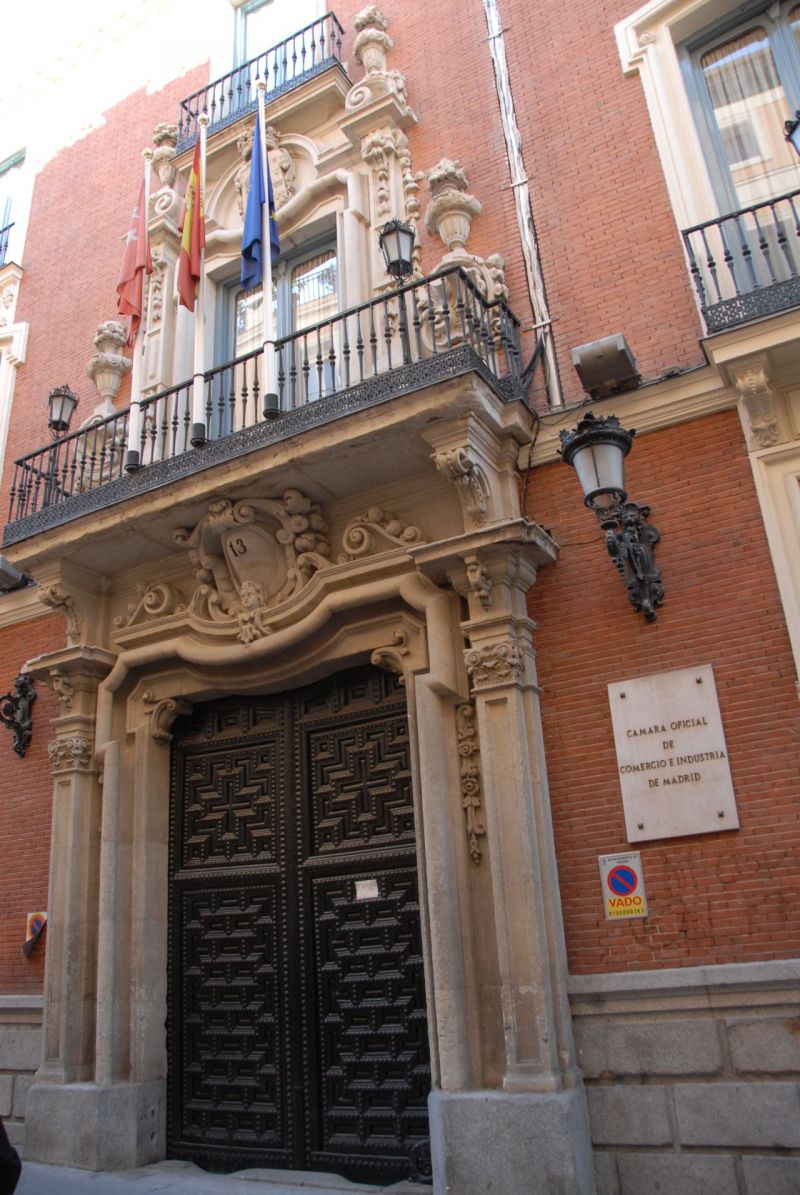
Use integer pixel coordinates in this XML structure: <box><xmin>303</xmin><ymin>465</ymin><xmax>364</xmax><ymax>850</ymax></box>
<box><xmin>167</xmin><ymin>666</ymin><xmax>431</xmax><ymax>1184</ymax></box>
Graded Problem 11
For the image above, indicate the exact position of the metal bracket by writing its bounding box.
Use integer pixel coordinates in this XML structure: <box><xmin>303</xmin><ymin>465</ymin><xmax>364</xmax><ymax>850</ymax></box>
<box><xmin>0</xmin><ymin>674</ymin><xmax>36</xmax><ymax>757</ymax></box>
<box><xmin>602</xmin><ymin>502</ymin><xmax>664</xmax><ymax>622</ymax></box>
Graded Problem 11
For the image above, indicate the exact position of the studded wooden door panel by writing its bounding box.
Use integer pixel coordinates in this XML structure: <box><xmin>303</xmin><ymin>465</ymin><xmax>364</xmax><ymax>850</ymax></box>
<box><xmin>168</xmin><ymin>668</ymin><xmax>430</xmax><ymax>1182</ymax></box>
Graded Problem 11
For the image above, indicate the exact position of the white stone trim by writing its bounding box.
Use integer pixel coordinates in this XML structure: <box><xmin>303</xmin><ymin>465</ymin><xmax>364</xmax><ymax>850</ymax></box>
<box><xmin>569</xmin><ymin>958</ymin><xmax>800</xmax><ymax>1003</ymax></box>
<box><xmin>615</xmin><ymin>0</ymin><xmax>742</xmax><ymax>230</ymax></box>
<box><xmin>0</xmin><ymin>318</ymin><xmax>28</xmax><ymax>495</ymax></box>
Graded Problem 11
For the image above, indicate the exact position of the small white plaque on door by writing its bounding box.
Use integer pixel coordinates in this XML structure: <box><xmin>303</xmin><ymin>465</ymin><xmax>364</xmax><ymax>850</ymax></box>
<box><xmin>355</xmin><ymin>878</ymin><xmax>379</xmax><ymax>901</ymax></box>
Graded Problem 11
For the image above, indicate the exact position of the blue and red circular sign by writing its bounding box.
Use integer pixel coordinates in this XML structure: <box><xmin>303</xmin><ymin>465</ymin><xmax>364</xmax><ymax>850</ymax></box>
<box><xmin>607</xmin><ymin>865</ymin><xmax>638</xmax><ymax>896</ymax></box>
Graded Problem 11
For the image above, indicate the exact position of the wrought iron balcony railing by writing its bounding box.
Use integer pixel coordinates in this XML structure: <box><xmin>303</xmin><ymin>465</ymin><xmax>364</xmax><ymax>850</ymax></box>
<box><xmin>176</xmin><ymin>13</ymin><xmax>345</xmax><ymax>150</ymax></box>
<box><xmin>6</xmin><ymin>268</ymin><xmax>523</xmax><ymax>535</ymax></box>
<box><xmin>0</xmin><ymin>223</ymin><xmax>13</xmax><ymax>268</ymax></box>
<box><xmin>682</xmin><ymin>188</ymin><xmax>800</xmax><ymax>333</ymax></box>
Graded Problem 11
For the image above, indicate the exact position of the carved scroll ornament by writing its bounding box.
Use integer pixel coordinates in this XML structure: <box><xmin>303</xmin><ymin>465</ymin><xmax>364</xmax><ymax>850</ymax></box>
<box><xmin>339</xmin><ymin>507</ymin><xmax>426</xmax><ymax>561</ymax></box>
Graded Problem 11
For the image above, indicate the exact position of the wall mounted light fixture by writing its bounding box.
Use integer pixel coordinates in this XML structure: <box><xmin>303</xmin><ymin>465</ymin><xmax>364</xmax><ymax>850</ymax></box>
<box><xmin>379</xmin><ymin>220</ymin><xmax>415</xmax><ymax>280</ymax></box>
<box><xmin>559</xmin><ymin>412</ymin><xmax>664</xmax><ymax>622</ymax></box>
<box><xmin>0</xmin><ymin>673</ymin><xmax>36</xmax><ymax>757</ymax></box>
<box><xmin>47</xmin><ymin>384</ymin><xmax>78</xmax><ymax>439</ymax></box>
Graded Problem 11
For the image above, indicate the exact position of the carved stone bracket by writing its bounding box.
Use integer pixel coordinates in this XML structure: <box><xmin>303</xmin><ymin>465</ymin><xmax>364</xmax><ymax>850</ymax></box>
<box><xmin>456</xmin><ymin>702</ymin><xmax>486</xmax><ymax>863</ymax></box>
<box><xmin>730</xmin><ymin>361</ymin><xmax>786</xmax><ymax>450</ymax></box>
<box><xmin>38</xmin><ymin>585</ymin><xmax>83</xmax><ymax>646</ymax></box>
<box><xmin>463</xmin><ymin>553</ymin><xmax>492</xmax><ymax>609</ymax></box>
<box><xmin>433</xmin><ymin>446</ymin><xmax>490</xmax><ymax>527</ymax></box>
<box><xmin>142</xmin><ymin>691</ymin><xmax>192</xmax><ymax>743</ymax></box>
<box><xmin>48</xmin><ymin>734</ymin><xmax>93</xmax><ymax>773</ymax></box>
<box><xmin>370</xmin><ymin>629</ymin><xmax>411</xmax><ymax>683</ymax></box>
<box><xmin>49</xmin><ymin>669</ymin><xmax>75</xmax><ymax>712</ymax></box>
<box><xmin>339</xmin><ymin>507</ymin><xmax>426</xmax><ymax>561</ymax></box>
<box><xmin>464</xmin><ymin>639</ymin><xmax>524</xmax><ymax>689</ymax></box>
<box><xmin>174</xmin><ymin>491</ymin><xmax>331</xmax><ymax>643</ymax></box>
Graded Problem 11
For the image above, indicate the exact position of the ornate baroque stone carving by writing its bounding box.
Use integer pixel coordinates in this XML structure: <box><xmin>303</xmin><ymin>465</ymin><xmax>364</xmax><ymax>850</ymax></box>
<box><xmin>464</xmin><ymin>639</ymin><xmax>524</xmax><ymax>688</ymax></box>
<box><xmin>464</xmin><ymin>553</ymin><xmax>492</xmax><ymax>609</ymax></box>
<box><xmin>148</xmin><ymin>246</ymin><xmax>167</xmax><ymax>325</ymax></box>
<box><xmin>0</xmin><ymin>276</ymin><xmax>20</xmax><ymax>328</ymax></box>
<box><xmin>362</xmin><ymin>128</ymin><xmax>422</xmax><ymax>276</ymax></box>
<box><xmin>235</xmin><ymin>122</ymin><xmax>296</xmax><ymax>217</ymax></box>
<box><xmin>733</xmin><ymin>364</ymin><xmax>783</xmax><ymax>449</ymax></box>
<box><xmin>142</xmin><ymin>690</ymin><xmax>192</xmax><ymax>743</ymax></box>
<box><xmin>370</xmin><ymin>628</ymin><xmax>410</xmax><ymax>683</ymax></box>
<box><xmin>38</xmin><ymin>584</ymin><xmax>82</xmax><ymax>645</ymax></box>
<box><xmin>456</xmin><ymin>702</ymin><xmax>486</xmax><ymax>863</ymax></box>
<box><xmin>48</xmin><ymin>734</ymin><xmax>93</xmax><ymax>772</ymax></box>
<box><xmin>49</xmin><ymin>669</ymin><xmax>75</xmax><ymax>712</ymax></box>
<box><xmin>115</xmin><ymin>580</ymin><xmax>183</xmax><ymax>629</ymax></box>
<box><xmin>433</xmin><ymin>446</ymin><xmax>490</xmax><ymax>527</ymax></box>
<box><xmin>339</xmin><ymin>507</ymin><xmax>426</xmax><ymax>560</ymax></box>
<box><xmin>174</xmin><ymin>491</ymin><xmax>331</xmax><ymax>643</ymax></box>
<box><xmin>346</xmin><ymin>6</ymin><xmax>414</xmax><ymax>117</ymax></box>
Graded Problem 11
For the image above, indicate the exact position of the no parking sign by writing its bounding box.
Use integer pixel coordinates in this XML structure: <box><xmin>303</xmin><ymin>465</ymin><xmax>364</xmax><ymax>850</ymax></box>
<box><xmin>598</xmin><ymin>852</ymin><xmax>648</xmax><ymax>920</ymax></box>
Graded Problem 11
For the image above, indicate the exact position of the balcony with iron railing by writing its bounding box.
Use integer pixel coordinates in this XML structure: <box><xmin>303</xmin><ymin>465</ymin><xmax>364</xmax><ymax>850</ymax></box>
<box><xmin>176</xmin><ymin>13</ymin><xmax>345</xmax><ymax>150</ymax></box>
<box><xmin>5</xmin><ymin>268</ymin><xmax>527</xmax><ymax>544</ymax></box>
<box><xmin>682</xmin><ymin>188</ymin><xmax>800</xmax><ymax>334</ymax></box>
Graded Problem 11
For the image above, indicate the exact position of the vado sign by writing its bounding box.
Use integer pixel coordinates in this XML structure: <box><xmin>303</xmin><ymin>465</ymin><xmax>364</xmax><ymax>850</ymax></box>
<box><xmin>598</xmin><ymin>852</ymin><xmax>648</xmax><ymax>920</ymax></box>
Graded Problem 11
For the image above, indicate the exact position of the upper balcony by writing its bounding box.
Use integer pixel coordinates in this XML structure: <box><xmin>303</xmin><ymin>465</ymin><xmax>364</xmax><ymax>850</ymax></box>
<box><xmin>176</xmin><ymin>13</ymin><xmax>345</xmax><ymax>151</ymax></box>
<box><xmin>4</xmin><ymin>268</ymin><xmax>528</xmax><ymax>546</ymax></box>
<box><xmin>682</xmin><ymin>188</ymin><xmax>800</xmax><ymax>335</ymax></box>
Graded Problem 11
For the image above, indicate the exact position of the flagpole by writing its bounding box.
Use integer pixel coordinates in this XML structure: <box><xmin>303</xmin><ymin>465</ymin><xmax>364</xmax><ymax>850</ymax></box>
<box><xmin>190</xmin><ymin>112</ymin><xmax>210</xmax><ymax>447</ymax></box>
<box><xmin>256</xmin><ymin>80</ymin><xmax>279</xmax><ymax>418</ymax></box>
<box><xmin>125</xmin><ymin>148</ymin><xmax>153</xmax><ymax>473</ymax></box>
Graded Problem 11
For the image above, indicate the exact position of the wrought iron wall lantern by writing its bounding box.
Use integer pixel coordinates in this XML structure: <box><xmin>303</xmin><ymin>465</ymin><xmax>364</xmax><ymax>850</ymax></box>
<box><xmin>0</xmin><ymin>673</ymin><xmax>36</xmax><ymax>757</ymax></box>
<box><xmin>379</xmin><ymin>219</ymin><xmax>415</xmax><ymax>280</ymax></box>
<box><xmin>47</xmin><ymin>384</ymin><xmax>78</xmax><ymax>439</ymax></box>
<box><xmin>559</xmin><ymin>412</ymin><xmax>664</xmax><ymax>622</ymax></box>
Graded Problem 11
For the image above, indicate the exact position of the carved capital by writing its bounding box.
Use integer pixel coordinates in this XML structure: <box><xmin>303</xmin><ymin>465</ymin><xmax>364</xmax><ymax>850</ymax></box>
<box><xmin>48</xmin><ymin>734</ymin><xmax>93</xmax><ymax>773</ymax></box>
<box><xmin>464</xmin><ymin>639</ymin><xmax>524</xmax><ymax>689</ymax></box>
<box><xmin>142</xmin><ymin>691</ymin><xmax>192</xmax><ymax>743</ymax></box>
<box><xmin>456</xmin><ymin>702</ymin><xmax>486</xmax><ymax>863</ymax></box>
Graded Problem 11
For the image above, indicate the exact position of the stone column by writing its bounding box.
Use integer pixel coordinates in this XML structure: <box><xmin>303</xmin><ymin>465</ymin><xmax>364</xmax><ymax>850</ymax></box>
<box><xmin>414</xmin><ymin>528</ymin><xmax>596</xmax><ymax>1195</ymax></box>
<box><xmin>24</xmin><ymin>646</ymin><xmax>116</xmax><ymax>1164</ymax></box>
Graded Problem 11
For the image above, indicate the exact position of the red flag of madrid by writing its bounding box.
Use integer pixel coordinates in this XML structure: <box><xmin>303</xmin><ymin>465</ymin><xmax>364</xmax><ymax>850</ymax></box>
<box><xmin>116</xmin><ymin>178</ymin><xmax>152</xmax><ymax>347</ymax></box>
<box><xmin>178</xmin><ymin>139</ymin><xmax>205</xmax><ymax>311</ymax></box>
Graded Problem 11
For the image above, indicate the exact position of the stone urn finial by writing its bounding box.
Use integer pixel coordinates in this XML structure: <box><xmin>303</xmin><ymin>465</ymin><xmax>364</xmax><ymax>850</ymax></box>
<box><xmin>424</xmin><ymin>159</ymin><xmax>482</xmax><ymax>254</ymax></box>
<box><xmin>152</xmin><ymin>122</ymin><xmax>179</xmax><ymax>188</ymax></box>
<box><xmin>86</xmin><ymin>320</ymin><xmax>131</xmax><ymax>415</ymax></box>
<box><xmin>353</xmin><ymin>6</ymin><xmax>392</xmax><ymax>74</ymax></box>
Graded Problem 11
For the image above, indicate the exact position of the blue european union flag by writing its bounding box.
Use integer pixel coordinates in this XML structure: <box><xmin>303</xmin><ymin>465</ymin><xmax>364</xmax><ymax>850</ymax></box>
<box><xmin>240</xmin><ymin>110</ymin><xmax>280</xmax><ymax>289</ymax></box>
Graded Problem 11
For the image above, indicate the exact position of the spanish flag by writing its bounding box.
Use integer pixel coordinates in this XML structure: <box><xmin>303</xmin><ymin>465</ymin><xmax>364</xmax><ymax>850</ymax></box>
<box><xmin>177</xmin><ymin>139</ymin><xmax>205</xmax><ymax>311</ymax></box>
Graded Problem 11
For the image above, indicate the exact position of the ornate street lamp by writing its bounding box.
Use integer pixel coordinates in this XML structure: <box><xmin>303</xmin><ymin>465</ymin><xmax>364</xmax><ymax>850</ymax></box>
<box><xmin>559</xmin><ymin>412</ymin><xmax>664</xmax><ymax>622</ymax></box>
<box><xmin>785</xmin><ymin>110</ymin><xmax>800</xmax><ymax>157</ymax></box>
<box><xmin>379</xmin><ymin>219</ymin><xmax>415</xmax><ymax>280</ymax></box>
<box><xmin>47</xmin><ymin>384</ymin><xmax>78</xmax><ymax>439</ymax></box>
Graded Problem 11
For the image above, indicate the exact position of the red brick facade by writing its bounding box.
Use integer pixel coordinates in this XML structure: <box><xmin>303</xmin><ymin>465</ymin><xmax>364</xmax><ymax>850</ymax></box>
<box><xmin>0</xmin><ymin>616</ymin><xmax>62</xmax><ymax>993</ymax></box>
<box><xmin>528</xmin><ymin>410</ymin><xmax>800</xmax><ymax>972</ymax></box>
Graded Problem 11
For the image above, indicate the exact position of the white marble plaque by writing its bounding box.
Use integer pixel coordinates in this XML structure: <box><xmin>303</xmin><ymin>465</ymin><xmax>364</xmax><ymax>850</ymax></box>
<box><xmin>608</xmin><ymin>664</ymin><xmax>739</xmax><ymax>842</ymax></box>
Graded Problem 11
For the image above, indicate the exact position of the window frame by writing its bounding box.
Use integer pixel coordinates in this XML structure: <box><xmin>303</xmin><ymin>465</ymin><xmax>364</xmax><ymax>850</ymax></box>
<box><xmin>679</xmin><ymin>1</ymin><xmax>800</xmax><ymax>212</ymax></box>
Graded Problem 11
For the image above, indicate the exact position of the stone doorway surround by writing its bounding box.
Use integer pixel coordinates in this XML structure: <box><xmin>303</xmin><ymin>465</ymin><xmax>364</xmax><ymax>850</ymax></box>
<box><xmin>14</xmin><ymin>386</ymin><xmax>597</xmax><ymax>1195</ymax></box>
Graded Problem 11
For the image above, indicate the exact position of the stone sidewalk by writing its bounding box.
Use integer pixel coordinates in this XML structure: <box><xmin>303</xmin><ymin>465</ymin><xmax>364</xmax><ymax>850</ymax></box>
<box><xmin>16</xmin><ymin>1160</ymin><xmax>425</xmax><ymax>1195</ymax></box>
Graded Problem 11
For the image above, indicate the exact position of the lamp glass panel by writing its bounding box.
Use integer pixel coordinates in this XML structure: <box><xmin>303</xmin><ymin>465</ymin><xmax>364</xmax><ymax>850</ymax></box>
<box><xmin>572</xmin><ymin>440</ymin><xmax>625</xmax><ymax>503</ymax></box>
